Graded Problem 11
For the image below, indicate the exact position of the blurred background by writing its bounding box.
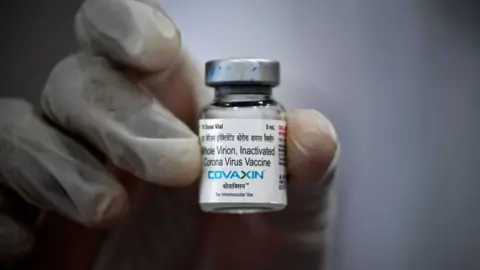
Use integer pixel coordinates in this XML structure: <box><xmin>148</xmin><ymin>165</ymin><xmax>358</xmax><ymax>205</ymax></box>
<box><xmin>0</xmin><ymin>0</ymin><xmax>478</xmax><ymax>269</ymax></box>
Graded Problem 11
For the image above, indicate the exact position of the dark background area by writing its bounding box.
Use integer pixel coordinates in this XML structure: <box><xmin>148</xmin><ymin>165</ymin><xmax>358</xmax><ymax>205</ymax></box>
<box><xmin>0</xmin><ymin>0</ymin><xmax>81</xmax><ymax>103</ymax></box>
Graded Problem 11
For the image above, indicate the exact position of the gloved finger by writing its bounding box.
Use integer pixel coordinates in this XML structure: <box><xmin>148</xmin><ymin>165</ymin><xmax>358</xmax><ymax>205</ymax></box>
<box><xmin>287</xmin><ymin>109</ymin><xmax>338</xmax><ymax>188</ymax></box>
<box><xmin>75</xmin><ymin>0</ymin><xmax>181</xmax><ymax>72</ymax></box>
<box><xmin>41</xmin><ymin>54</ymin><xmax>202</xmax><ymax>186</ymax></box>
<box><xmin>0</xmin><ymin>98</ymin><xmax>128</xmax><ymax>226</ymax></box>
<box><xmin>0</xmin><ymin>214</ymin><xmax>34</xmax><ymax>259</ymax></box>
<box><xmin>266</xmin><ymin>109</ymin><xmax>339</xmax><ymax>237</ymax></box>
<box><xmin>139</xmin><ymin>48</ymin><xmax>213</xmax><ymax>129</ymax></box>
<box><xmin>75</xmin><ymin>0</ymin><xmax>209</xmax><ymax>128</ymax></box>
<box><xmin>76</xmin><ymin>0</ymin><xmax>210</xmax><ymax>127</ymax></box>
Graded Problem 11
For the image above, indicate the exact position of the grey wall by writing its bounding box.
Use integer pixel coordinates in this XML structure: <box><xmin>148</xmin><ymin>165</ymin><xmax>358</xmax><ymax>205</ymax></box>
<box><xmin>1</xmin><ymin>0</ymin><xmax>479</xmax><ymax>270</ymax></box>
<box><xmin>0</xmin><ymin>0</ymin><xmax>81</xmax><ymax>103</ymax></box>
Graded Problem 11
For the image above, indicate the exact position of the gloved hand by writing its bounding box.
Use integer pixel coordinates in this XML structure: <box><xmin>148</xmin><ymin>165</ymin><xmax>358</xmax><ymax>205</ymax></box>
<box><xmin>0</xmin><ymin>0</ymin><xmax>339</xmax><ymax>269</ymax></box>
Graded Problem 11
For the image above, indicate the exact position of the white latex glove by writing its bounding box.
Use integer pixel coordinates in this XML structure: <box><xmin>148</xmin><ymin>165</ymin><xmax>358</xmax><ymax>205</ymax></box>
<box><xmin>0</xmin><ymin>0</ymin><xmax>339</xmax><ymax>269</ymax></box>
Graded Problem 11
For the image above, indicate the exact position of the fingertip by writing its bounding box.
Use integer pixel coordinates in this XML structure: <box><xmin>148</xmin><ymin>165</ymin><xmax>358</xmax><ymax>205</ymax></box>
<box><xmin>286</xmin><ymin>110</ymin><xmax>338</xmax><ymax>186</ymax></box>
<box><xmin>75</xmin><ymin>0</ymin><xmax>181</xmax><ymax>71</ymax></box>
<box><xmin>82</xmin><ymin>185</ymin><xmax>130</xmax><ymax>228</ymax></box>
<box><xmin>288</xmin><ymin>109</ymin><xmax>338</xmax><ymax>142</ymax></box>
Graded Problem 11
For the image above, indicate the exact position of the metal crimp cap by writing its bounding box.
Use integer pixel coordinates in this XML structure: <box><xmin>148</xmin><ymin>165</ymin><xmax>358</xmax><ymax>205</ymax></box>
<box><xmin>205</xmin><ymin>57</ymin><xmax>280</xmax><ymax>87</ymax></box>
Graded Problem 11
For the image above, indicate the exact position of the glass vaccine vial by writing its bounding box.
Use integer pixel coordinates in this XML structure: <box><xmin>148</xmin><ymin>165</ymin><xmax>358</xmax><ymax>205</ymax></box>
<box><xmin>199</xmin><ymin>58</ymin><xmax>287</xmax><ymax>214</ymax></box>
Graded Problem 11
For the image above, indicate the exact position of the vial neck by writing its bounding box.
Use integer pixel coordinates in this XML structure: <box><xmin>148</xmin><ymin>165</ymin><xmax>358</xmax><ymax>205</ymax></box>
<box><xmin>214</xmin><ymin>86</ymin><xmax>273</xmax><ymax>102</ymax></box>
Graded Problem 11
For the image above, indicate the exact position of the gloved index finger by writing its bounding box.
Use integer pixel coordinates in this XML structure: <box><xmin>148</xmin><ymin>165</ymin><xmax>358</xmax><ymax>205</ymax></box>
<box><xmin>75</xmin><ymin>0</ymin><xmax>181</xmax><ymax>72</ymax></box>
<box><xmin>42</xmin><ymin>54</ymin><xmax>202</xmax><ymax>187</ymax></box>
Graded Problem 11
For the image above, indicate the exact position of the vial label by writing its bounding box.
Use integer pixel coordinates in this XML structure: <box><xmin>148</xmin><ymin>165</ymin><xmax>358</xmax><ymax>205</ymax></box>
<box><xmin>199</xmin><ymin>119</ymin><xmax>287</xmax><ymax>204</ymax></box>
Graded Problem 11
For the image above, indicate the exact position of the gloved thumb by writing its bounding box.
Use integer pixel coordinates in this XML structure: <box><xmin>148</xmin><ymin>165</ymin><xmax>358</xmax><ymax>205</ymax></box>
<box><xmin>287</xmin><ymin>109</ymin><xmax>338</xmax><ymax>188</ymax></box>
<box><xmin>268</xmin><ymin>109</ymin><xmax>339</xmax><ymax>246</ymax></box>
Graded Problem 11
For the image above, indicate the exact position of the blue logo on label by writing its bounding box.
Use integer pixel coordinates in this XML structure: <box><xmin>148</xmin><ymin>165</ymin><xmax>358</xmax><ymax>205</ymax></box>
<box><xmin>208</xmin><ymin>170</ymin><xmax>265</xmax><ymax>180</ymax></box>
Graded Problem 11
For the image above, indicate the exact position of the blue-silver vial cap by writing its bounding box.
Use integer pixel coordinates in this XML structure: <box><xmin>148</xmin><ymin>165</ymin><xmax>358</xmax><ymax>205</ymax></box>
<box><xmin>205</xmin><ymin>58</ymin><xmax>280</xmax><ymax>87</ymax></box>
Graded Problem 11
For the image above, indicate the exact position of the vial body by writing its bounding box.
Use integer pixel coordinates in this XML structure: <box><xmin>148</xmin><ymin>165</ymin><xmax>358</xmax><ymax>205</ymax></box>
<box><xmin>199</xmin><ymin>86</ymin><xmax>287</xmax><ymax>214</ymax></box>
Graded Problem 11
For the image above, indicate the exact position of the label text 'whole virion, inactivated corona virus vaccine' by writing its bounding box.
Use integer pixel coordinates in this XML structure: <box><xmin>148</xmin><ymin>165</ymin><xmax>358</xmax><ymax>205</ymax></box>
<box><xmin>199</xmin><ymin>58</ymin><xmax>287</xmax><ymax>214</ymax></box>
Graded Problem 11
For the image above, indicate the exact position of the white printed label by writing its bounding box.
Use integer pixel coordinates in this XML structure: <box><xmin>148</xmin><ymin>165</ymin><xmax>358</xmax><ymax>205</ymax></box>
<box><xmin>199</xmin><ymin>119</ymin><xmax>287</xmax><ymax>204</ymax></box>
